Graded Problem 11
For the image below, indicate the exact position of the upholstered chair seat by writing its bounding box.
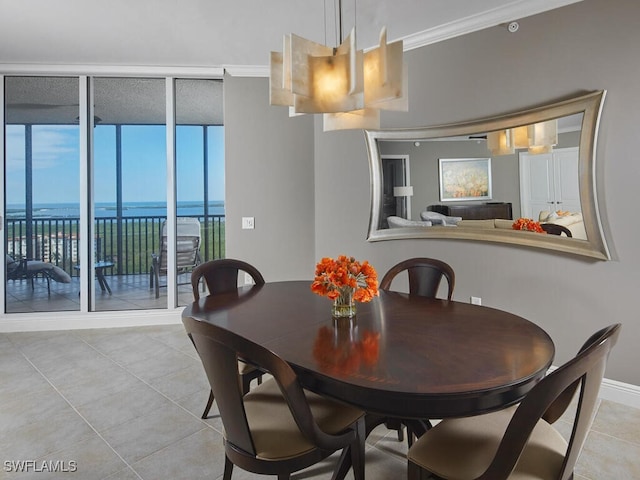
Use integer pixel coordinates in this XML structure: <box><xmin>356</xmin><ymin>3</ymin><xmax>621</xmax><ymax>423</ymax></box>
<box><xmin>408</xmin><ymin>404</ymin><xmax>567</xmax><ymax>479</ymax></box>
<box><xmin>241</xmin><ymin>378</ymin><xmax>364</xmax><ymax>460</ymax></box>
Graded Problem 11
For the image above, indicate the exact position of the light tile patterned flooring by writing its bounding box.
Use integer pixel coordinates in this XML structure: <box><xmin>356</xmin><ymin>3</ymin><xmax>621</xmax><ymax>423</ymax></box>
<box><xmin>1</xmin><ymin>324</ymin><xmax>639</xmax><ymax>479</ymax></box>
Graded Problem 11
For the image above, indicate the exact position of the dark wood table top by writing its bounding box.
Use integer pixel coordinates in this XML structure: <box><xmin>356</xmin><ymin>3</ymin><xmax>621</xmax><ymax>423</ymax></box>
<box><xmin>183</xmin><ymin>281</ymin><xmax>555</xmax><ymax>419</ymax></box>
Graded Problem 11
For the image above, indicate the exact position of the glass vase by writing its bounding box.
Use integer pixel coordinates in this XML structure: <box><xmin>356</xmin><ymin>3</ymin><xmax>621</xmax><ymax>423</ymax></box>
<box><xmin>332</xmin><ymin>289</ymin><xmax>356</xmax><ymax>319</ymax></box>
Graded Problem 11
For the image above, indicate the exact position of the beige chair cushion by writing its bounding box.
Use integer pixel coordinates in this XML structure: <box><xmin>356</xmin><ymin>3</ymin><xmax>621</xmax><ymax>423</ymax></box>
<box><xmin>238</xmin><ymin>360</ymin><xmax>256</xmax><ymax>375</ymax></box>
<box><xmin>238</xmin><ymin>378</ymin><xmax>363</xmax><ymax>460</ymax></box>
<box><xmin>408</xmin><ymin>405</ymin><xmax>568</xmax><ymax>480</ymax></box>
<box><xmin>494</xmin><ymin>219</ymin><xmax>514</xmax><ymax>229</ymax></box>
<box><xmin>458</xmin><ymin>219</ymin><xmax>496</xmax><ymax>229</ymax></box>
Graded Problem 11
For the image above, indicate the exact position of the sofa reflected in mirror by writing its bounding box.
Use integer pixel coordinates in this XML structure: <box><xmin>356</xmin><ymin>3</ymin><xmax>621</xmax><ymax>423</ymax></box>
<box><xmin>365</xmin><ymin>91</ymin><xmax>609</xmax><ymax>260</ymax></box>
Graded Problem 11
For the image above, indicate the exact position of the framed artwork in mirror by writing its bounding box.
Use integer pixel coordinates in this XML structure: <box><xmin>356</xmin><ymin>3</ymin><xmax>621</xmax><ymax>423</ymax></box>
<box><xmin>439</xmin><ymin>158</ymin><xmax>492</xmax><ymax>202</ymax></box>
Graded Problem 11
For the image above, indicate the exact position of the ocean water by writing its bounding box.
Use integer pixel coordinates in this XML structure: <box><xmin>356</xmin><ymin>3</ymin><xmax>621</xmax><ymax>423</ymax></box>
<box><xmin>5</xmin><ymin>201</ymin><xmax>225</xmax><ymax>219</ymax></box>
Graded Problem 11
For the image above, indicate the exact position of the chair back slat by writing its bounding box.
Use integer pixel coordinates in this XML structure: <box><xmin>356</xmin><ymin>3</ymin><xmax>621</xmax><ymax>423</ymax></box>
<box><xmin>182</xmin><ymin>316</ymin><xmax>353</xmax><ymax>455</ymax></box>
<box><xmin>191</xmin><ymin>259</ymin><xmax>265</xmax><ymax>301</ymax></box>
<box><xmin>407</xmin><ymin>266</ymin><xmax>444</xmax><ymax>298</ymax></box>
<box><xmin>187</xmin><ymin>325</ymin><xmax>256</xmax><ymax>455</ymax></box>
<box><xmin>479</xmin><ymin>323</ymin><xmax>621</xmax><ymax>480</ymax></box>
<box><xmin>380</xmin><ymin>257</ymin><xmax>455</xmax><ymax>300</ymax></box>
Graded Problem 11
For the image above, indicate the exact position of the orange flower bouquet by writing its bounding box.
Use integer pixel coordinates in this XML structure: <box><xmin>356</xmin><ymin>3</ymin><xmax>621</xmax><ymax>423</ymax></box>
<box><xmin>311</xmin><ymin>255</ymin><xmax>379</xmax><ymax>318</ymax></box>
<box><xmin>512</xmin><ymin>217</ymin><xmax>546</xmax><ymax>233</ymax></box>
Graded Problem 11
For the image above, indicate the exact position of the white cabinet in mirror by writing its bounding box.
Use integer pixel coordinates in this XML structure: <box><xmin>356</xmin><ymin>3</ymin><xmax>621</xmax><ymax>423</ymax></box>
<box><xmin>365</xmin><ymin>91</ymin><xmax>609</xmax><ymax>260</ymax></box>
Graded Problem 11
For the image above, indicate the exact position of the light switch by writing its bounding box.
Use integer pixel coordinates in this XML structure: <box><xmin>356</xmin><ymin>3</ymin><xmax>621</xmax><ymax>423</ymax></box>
<box><xmin>242</xmin><ymin>217</ymin><xmax>255</xmax><ymax>229</ymax></box>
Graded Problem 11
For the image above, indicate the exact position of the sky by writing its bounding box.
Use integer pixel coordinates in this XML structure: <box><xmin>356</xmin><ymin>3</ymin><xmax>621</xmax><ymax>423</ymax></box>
<box><xmin>5</xmin><ymin>123</ymin><xmax>225</xmax><ymax>206</ymax></box>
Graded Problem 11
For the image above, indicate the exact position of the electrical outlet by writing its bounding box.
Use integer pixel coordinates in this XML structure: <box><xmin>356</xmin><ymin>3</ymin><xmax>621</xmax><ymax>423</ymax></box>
<box><xmin>244</xmin><ymin>272</ymin><xmax>254</xmax><ymax>285</ymax></box>
<box><xmin>242</xmin><ymin>217</ymin><xmax>255</xmax><ymax>229</ymax></box>
<box><xmin>470</xmin><ymin>296</ymin><xmax>482</xmax><ymax>306</ymax></box>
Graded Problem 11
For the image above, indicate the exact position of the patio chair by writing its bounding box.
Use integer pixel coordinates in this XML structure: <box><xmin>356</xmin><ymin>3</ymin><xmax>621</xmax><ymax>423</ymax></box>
<box><xmin>149</xmin><ymin>217</ymin><xmax>202</xmax><ymax>298</ymax></box>
<box><xmin>6</xmin><ymin>254</ymin><xmax>72</xmax><ymax>294</ymax></box>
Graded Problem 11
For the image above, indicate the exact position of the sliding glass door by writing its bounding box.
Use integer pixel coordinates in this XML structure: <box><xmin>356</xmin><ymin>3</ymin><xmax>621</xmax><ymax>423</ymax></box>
<box><xmin>3</xmin><ymin>75</ymin><xmax>224</xmax><ymax>316</ymax></box>
<box><xmin>92</xmin><ymin>77</ymin><xmax>167</xmax><ymax>311</ymax></box>
<box><xmin>4</xmin><ymin>77</ymin><xmax>80</xmax><ymax>313</ymax></box>
<box><xmin>175</xmin><ymin>78</ymin><xmax>225</xmax><ymax>306</ymax></box>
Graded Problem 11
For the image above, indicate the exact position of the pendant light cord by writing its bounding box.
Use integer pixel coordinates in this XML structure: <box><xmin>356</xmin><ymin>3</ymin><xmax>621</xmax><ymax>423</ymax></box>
<box><xmin>337</xmin><ymin>0</ymin><xmax>343</xmax><ymax>44</ymax></box>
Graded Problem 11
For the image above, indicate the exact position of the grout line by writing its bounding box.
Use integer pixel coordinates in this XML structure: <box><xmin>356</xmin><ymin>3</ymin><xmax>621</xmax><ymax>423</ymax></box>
<box><xmin>585</xmin><ymin>427</ymin><xmax>640</xmax><ymax>448</ymax></box>
<box><xmin>16</xmin><ymin>349</ymin><xmax>144</xmax><ymax>480</ymax></box>
<box><xmin>12</xmin><ymin>326</ymin><xmax>640</xmax><ymax>479</ymax></box>
<box><xmin>12</xmin><ymin>327</ymin><xmax>224</xmax><ymax>478</ymax></box>
<box><xmin>72</xmin><ymin>328</ymin><xmax>225</xmax><ymax>434</ymax></box>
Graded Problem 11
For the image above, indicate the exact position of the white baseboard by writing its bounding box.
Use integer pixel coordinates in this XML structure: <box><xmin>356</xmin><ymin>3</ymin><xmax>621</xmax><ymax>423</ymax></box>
<box><xmin>0</xmin><ymin>309</ymin><xmax>183</xmax><ymax>332</ymax></box>
<box><xmin>599</xmin><ymin>377</ymin><xmax>640</xmax><ymax>409</ymax></box>
<box><xmin>547</xmin><ymin>365</ymin><xmax>640</xmax><ymax>410</ymax></box>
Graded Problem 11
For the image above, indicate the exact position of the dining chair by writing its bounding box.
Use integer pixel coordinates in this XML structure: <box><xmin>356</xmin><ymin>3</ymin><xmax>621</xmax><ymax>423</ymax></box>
<box><xmin>407</xmin><ymin>323</ymin><xmax>621</xmax><ymax>480</ymax></box>
<box><xmin>182</xmin><ymin>316</ymin><xmax>366</xmax><ymax>480</ymax></box>
<box><xmin>190</xmin><ymin>258</ymin><xmax>265</xmax><ymax>301</ymax></box>
<box><xmin>375</xmin><ymin>257</ymin><xmax>455</xmax><ymax>444</ymax></box>
<box><xmin>190</xmin><ymin>258</ymin><xmax>266</xmax><ymax>419</ymax></box>
<box><xmin>380</xmin><ymin>257</ymin><xmax>455</xmax><ymax>300</ymax></box>
<box><xmin>541</xmin><ymin>223</ymin><xmax>573</xmax><ymax>237</ymax></box>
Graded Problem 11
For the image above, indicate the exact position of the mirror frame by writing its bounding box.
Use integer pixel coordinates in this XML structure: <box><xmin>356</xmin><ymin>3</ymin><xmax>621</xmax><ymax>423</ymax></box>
<box><xmin>365</xmin><ymin>90</ymin><xmax>609</xmax><ymax>260</ymax></box>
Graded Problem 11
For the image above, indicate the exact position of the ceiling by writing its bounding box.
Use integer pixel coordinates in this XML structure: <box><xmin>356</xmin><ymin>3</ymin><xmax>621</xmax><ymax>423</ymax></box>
<box><xmin>0</xmin><ymin>0</ymin><xmax>583</xmax><ymax>71</ymax></box>
<box><xmin>0</xmin><ymin>0</ymin><xmax>583</xmax><ymax>125</ymax></box>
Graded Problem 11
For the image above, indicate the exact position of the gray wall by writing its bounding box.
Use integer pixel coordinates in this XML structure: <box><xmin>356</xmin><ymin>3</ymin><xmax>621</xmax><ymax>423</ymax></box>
<box><xmin>224</xmin><ymin>75</ymin><xmax>316</xmax><ymax>281</ymax></box>
<box><xmin>310</xmin><ymin>0</ymin><xmax>639</xmax><ymax>385</ymax></box>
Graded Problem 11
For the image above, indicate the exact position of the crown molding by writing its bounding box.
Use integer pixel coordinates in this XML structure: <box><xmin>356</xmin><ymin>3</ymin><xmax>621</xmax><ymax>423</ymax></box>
<box><xmin>402</xmin><ymin>0</ymin><xmax>583</xmax><ymax>51</ymax></box>
<box><xmin>0</xmin><ymin>63</ymin><xmax>224</xmax><ymax>78</ymax></box>
<box><xmin>224</xmin><ymin>65</ymin><xmax>270</xmax><ymax>78</ymax></box>
<box><xmin>229</xmin><ymin>0</ymin><xmax>583</xmax><ymax>78</ymax></box>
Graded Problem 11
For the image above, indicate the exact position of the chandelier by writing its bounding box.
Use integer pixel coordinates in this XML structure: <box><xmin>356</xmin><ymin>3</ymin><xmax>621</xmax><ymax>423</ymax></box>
<box><xmin>487</xmin><ymin>120</ymin><xmax>559</xmax><ymax>156</ymax></box>
<box><xmin>269</xmin><ymin>0</ymin><xmax>408</xmax><ymax>131</ymax></box>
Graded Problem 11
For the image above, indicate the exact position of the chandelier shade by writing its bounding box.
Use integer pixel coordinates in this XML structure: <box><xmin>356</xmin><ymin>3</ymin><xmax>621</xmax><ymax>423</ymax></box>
<box><xmin>487</xmin><ymin>119</ymin><xmax>559</xmax><ymax>156</ymax></box>
<box><xmin>512</xmin><ymin>125</ymin><xmax>530</xmax><ymax>149</ymax></box>
<box><xmin>363</xmin><ymin>28</ymin><xmax>407</xmax><ymax>111</ymax></box>
<box><xmin>487</xmin><ymin>129</ymin><xmax>515</xmax><ymax>156</ymax></box>
<box><xmin>527</xmin><ymin>119</ymin><xmax>558</xmax><ymax>154</ymax></box>
<box><xmin>292</xmin><ymin>30</ymin><xmax>365</xmax><ymax>114</ymax></box>
<box><xmin>269</xmin><ymin>5</ymin><xmax>407</xmax><ymax>131</ymax></box>
<box><xmin>323</xmin><ymin>108</ymin><xmax>380</xmax><ymax>132</ymax></box>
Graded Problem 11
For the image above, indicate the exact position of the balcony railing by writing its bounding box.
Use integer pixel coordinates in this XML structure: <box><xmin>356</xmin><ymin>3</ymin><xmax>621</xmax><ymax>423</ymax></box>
<box><xmin>5</xmin><ymin>214</ymin><xmax>225</xmax><ymax>276</ymax></box>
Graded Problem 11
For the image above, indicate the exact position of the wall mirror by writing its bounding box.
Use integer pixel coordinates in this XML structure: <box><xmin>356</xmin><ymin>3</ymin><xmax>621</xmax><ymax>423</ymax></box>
<box><xmin>365</xmin><ymin>90</ymin><xmax>609</xmax><ymax>260</ymax></box>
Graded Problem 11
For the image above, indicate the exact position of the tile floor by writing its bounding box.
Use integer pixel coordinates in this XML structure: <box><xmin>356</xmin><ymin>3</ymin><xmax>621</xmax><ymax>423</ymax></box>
<box><xmin>1</xmin><ymin>324</ymin><xmax>639</xmax><ymax>480</ymax></box>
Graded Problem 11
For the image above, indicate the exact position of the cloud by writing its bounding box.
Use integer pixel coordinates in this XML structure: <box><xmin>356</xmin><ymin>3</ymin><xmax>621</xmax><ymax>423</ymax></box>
<box><xmin>5</xmin><ymin>125</ymin><xmax>79</xmax><ymax>172</ymax></box>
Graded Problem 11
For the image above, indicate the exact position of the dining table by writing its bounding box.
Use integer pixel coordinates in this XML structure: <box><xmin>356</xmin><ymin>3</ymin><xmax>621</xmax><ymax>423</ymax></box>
<box><xmin>183</xmin><ymin>280</ymin><xmax>554</xmax><ymax>417</ymax></box>
<box><xmin>182</xmin><ymin>280</ymin><xmax>555</xmax><ymax>478</ymax></box>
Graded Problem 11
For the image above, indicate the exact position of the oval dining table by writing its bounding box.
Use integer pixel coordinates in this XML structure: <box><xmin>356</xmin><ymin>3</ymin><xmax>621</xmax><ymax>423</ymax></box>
<box><xmin>183</xmin><ymin>280</ymin><xmax>554</xmax><ymax>417</ymax></box>
<box><xmin>183</xmin><ymin>280</ymin><xmax>554</xmax><ymax>478</ymax></box>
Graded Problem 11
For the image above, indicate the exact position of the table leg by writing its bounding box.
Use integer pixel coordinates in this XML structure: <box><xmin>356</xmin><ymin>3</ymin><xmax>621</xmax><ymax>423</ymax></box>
<box><xmin>95</xmin><ymin>267</ymin><xmax>112</xmax><ymax>295</ymax></box>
